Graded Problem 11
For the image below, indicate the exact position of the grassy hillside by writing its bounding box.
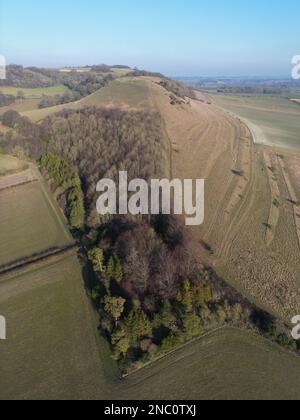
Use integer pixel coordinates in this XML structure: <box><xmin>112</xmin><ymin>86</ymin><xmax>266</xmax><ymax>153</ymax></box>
<box><xmin>21</xmin><ymin>77</ymin><xmax>154</xmax><ymax>122</ymax></box>
<box><xmin>79</xmin><ymin>77</ymin><xmax>153</xmax><ymax>108</ymax></box>
<box><xmin>147</xmin><ymin>80</ymin><xmax>300</xmax><ymax>321</ymax></box>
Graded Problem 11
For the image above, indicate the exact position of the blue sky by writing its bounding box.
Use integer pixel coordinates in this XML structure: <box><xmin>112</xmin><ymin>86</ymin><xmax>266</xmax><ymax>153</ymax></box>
<box><xmin>0</xmin><ymin>0</ymin><xmax>299</xmax><ymax>76</ymax></box>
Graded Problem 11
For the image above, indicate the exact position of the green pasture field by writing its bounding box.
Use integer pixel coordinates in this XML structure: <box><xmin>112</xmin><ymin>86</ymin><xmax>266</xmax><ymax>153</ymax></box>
<box><xmin>21</xmin><ymin>77</ymin><xmax>153</xmax><ymax>122</ymax></box>
<box><xmin>0</xmin><ymin>85</ymin><xmax>70</xmax><ymax>99</ymax></box>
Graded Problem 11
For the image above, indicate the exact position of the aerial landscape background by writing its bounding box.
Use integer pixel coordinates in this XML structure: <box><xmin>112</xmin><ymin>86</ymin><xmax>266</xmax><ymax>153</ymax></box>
<box><xmin>0</xmin><ymin>0</ymin><xmax>300</xmax><ymax>401</ymax></box>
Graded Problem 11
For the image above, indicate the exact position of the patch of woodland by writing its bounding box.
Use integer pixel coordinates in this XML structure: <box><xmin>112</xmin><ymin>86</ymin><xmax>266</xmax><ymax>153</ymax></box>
<box><xmin>0</xmin><ymin>65</ymin><xmax>116</xmax><ymax>99</ymax></box>
<box><xmin>84</xmin><ymin>213</ymin><xmax>298</xmax><ymax>374</ymax></box>
<box><xmin>159</xmin><ymin>78</ymin><xmax>196</xmax><ymax>100</ymax></box>
<box><xmin>0</xmin><ymin>107</ymin><xmax>170</xmax><ymax>227</ymax></box>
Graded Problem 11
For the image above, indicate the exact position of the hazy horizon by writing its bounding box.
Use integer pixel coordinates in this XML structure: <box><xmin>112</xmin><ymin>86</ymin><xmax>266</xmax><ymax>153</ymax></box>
<box><xmin>1</xmin><ymin>0</ymin><xmax>299</xmax><ymax>78</ymax></box>
<box><xmin>2</xmin><ymin>62</ymin><xmax>293</xmax><ymax>80</ymax></box>
<box><xmin>2</xmin><ymin>63</ymin><xmax>296</xmax><ymax>81</ymax></box>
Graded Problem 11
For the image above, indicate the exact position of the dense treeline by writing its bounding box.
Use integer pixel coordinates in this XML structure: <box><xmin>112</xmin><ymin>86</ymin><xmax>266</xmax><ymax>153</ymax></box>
<box><xmin>42</xmin><ymin>107</ymin><xmax>170</xmax><ymax>228</ymax></box>
<box><xmin>58</xmin><ymin>73</ymin><xmax>114</xmax><ymax>98</ymax></box>
<box><xmin>127</xmin><ymin>69</ymin><xmax>164</xmax><ymax>78</ymax></box>
<box><xmin>39</xmin><ymin>153</ymin><xmax>85</xmax><ymax>229</ymax></box>
<box><xmin>0</xmin><ymin>110</ymin><xmax>46</xmax><ymax>159</ymax></box>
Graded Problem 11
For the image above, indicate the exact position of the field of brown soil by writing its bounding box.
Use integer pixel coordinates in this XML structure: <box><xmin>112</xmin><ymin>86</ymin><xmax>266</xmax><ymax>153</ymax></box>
<box><xmin>148</xmin><ymin>79</ymin><xmax>300</xmax><ymax>321</ymax></box>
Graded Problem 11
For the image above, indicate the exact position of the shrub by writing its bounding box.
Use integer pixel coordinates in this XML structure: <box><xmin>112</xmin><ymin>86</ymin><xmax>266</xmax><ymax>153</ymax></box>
<box><xmin>125</xmin><ymin>307</ymin><xmax>152</xmax><ymax>343</ymax></box>
<box><xmin>160</xmin><ymin>333</ymin><xmax>183</xmax><ymax>354</ymax></box>
<box><xmin>183</xmin><ymin>314</ymin><xmax>202</xmax><ymax>341</ymax></box>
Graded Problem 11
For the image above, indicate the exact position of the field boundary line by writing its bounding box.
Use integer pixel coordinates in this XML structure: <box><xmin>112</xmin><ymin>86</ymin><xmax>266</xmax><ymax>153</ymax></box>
<box><xmin>0</xmin><ymin>243</ymin><xmax>78</xmax><ymax>280</ymax></box>
<box><xmin>0</xmin><ymin>170</ymin><xmax>37</xmax><ymax>191</ymax></box>
<box><xmin>0</xmin><ymin>179</ymin><xmax>38</xmax><ymax>191</ymax></box>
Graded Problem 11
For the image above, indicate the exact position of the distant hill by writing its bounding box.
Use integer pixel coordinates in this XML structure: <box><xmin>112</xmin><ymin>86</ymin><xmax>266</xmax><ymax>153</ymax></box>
<box><xmin>0</xmin><ymin>64</ymin><xmax>132</xmax><ymax>89</ymax></box>
<box><xmin>0</xmin><ymin>65</ymin><xmax>55</xmax><ymax>88</ymax></box>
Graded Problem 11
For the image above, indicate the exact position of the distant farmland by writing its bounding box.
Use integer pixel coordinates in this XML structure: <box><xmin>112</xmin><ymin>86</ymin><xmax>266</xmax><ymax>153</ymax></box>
<box><xmin>0</xmin><ymin>170</ymin><xmax>72</xmax><ymax>267</ymax></box>
<box><xmin>0</xmin><ymin>85</ymin><xmax>70</xmax><ymax>99</ymax></box>
<box><xmin>209</xmin><ymin>93</ymin><xmax>300</xmax><ymax>151</ymax></box>
<box><xmin>0</xmin><ymin>85</ymin><xmax>71</xmax><ymax>117</ymax></box>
